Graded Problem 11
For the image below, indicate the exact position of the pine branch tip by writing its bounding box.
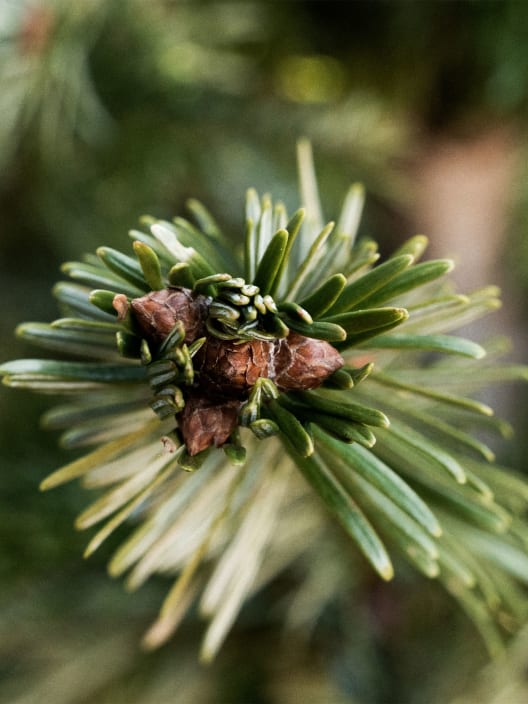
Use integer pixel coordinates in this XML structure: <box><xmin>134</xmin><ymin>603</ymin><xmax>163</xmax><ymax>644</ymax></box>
<box><xmin>2</xmin><ymin>142</ymin><xmax>525</xmax><ymax>659</ymax></box>
<box><xmin>14</xmin><ymin>323</ymin><xmax>28</xmax><ymax>338</ymax></box>
<box><xmin>83</xmin><ymin>541</ymin><xmax>98</xmax><ymax>559</ymax></box>
<box><xmin>474</xmin><ymin>346</ymin><xmax>487</xmax><ymax>360</ymax></box>
<box><xmin>141</xmin><ymin>626</ymin><xmax>163</xmax><ymax>652</ymax></box>
<box><xmin>381</xmin><ymin>563</ymin><xmax>394</xmax><ymax>581</ymax></box>
<box><xmin>139</xmin><ymin>215</ymin><xmax>156</xmax><ymax>226</ymax></box>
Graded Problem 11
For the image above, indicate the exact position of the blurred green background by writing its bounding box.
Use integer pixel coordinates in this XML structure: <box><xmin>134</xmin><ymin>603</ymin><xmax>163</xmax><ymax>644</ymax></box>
<box><xmin>1</xmin><ymin>1</ymin><xmax>528</xmax><ymax>702</ymax></box>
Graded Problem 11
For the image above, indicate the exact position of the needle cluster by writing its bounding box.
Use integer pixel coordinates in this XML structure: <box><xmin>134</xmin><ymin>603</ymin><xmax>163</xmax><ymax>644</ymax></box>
<box><xmin>1</xmin><ymin>143</ymin><xmax>527</xmax><ymax>660</ymax></box>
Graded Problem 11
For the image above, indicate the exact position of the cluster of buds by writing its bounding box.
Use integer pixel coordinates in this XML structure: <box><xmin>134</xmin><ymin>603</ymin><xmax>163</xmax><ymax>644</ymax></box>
<box><xmin>194</xmin><ymin>273</ymin><xmax>287</xmax><ymax>341</ymax></box>
<box><xmin>116</xmin><ymin>282</ymin><xmax>344</xmax><ymax>457</ymax></box>
<box><xmin>4</xmin><ymin>153</ymin><xmax>522</xmax><ymax>659</ymax></box>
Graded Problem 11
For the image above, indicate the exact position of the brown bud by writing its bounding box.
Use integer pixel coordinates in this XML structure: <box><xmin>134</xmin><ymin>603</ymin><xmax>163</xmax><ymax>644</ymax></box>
<box><xmin>130</xmin><ymin>288</ymin><xmax>209</xmax><ymax>345</ymax></box>
<box><xmin>273</xmin><ymin>332</ymin><xmax>344</xmax><ymax>390</ymax></box>
<box><xmin>194</xmin><ymin>337</ymin><xmax>273</xmax><ymax>397</ymax></box>
<box><xmin>129</xmin><ymin>285</ymin><xmax>345</xmax><ymax>455</ymax></box>
<box><xmin>178</xmin><ymin>393</ymin><xmax>241</xmax><ymax>455</ymax></box>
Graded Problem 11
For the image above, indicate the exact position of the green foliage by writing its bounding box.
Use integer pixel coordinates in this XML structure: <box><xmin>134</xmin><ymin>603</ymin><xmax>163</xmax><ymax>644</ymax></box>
<box><xmin>1</xmin><ymin>143</ymin><xmax>527</xmax><ymax>662</ymax></box>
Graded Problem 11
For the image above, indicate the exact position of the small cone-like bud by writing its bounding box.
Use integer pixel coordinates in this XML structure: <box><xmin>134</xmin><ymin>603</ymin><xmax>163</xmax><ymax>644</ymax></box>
<box><xmin>273</xmin><ymin>333</ymin><xmax>344</xmax><ymax>390</ymax></box>
<box><xmin>130</xmin><ymin>288</ymin><xmax>209</xmax><ymax>344</ymax></box>
<box><xmin>178</xmin><ymin>393</ymin><xmax>241</xmax><ymax>455</ymax></box>
<box><xmin>127</xmin><ymin>286</ymin><xmax>344</xmax><ymax>454</ymax></box>
<box><xmin>194</xmin><ymin>337</ymin><xmax>273</xmax><ymax>397</ymax></box>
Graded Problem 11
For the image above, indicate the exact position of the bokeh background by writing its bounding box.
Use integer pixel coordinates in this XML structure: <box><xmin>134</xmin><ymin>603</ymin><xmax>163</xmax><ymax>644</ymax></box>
<box><xmin>1</xmin><ymin>1</ymin><xmax>528</xmax><ymax>702</ymax></box>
